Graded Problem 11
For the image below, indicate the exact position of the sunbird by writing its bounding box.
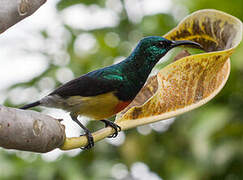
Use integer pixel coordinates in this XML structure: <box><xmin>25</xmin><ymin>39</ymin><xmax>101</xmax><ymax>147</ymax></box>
<box><xmin>21</xmin><ymin>36</ymin><xmax>202</xmax><ymax>150</ymax></box>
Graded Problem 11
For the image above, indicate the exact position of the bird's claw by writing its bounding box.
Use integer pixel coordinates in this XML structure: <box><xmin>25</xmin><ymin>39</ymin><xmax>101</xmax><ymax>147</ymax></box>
<box><xmin>80</xmin><ymin>131</ymin><xmax>94</xmax><ymax>150</ymax></box>
<box><xmin>101</xmin><ymin>120</ymin><xmax>121</xmax><ymax>138</ymax></box>
<box><xmin>108</xmin><ymin>124</ymin><xmax>121</xmax><ymax>138</ymax></box>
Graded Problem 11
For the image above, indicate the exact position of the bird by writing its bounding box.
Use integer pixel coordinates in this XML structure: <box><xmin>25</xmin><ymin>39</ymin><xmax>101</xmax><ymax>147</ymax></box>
<box><xmin>20</xmin><ymin>36</ymin><xmax>202</xmax><ymax>150</ymax></box>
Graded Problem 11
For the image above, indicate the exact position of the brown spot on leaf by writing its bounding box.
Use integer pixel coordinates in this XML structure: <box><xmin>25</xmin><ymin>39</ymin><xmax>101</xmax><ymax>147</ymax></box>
<box><xmin>185</xmin><ymin>64</ymin><xmax>191</xmax><ymax>70</ymax></box>
<box><xmin>215</xmin><ymin>55</ymin><xmax>221</xmax><ymax>60</ymax></box>
<box><xmin>132</xmin><ymin>108</ymin><xmax>142</xmax><ymax>119</ymax></box>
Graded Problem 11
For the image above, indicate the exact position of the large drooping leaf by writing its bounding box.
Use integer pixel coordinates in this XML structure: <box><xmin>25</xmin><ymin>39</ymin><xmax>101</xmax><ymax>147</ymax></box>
<box><xmin>61</xmin><ymin>9</ymin><xmax>242</xmax><ymax>150</ymax></box>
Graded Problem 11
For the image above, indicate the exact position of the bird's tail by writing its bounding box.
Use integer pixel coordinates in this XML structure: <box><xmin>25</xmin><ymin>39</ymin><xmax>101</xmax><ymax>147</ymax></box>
<box><xmin>20</xmin><ymin>101</ymin><xmax>41</xmax><ymax>109</ymax></box>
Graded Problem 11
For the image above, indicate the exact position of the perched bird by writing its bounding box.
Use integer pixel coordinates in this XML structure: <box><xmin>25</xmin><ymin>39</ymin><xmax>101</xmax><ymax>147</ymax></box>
<box><xmin>20</xmin><ymin>36</ymin><xmax>202</xmax><ymax>150</ymax></box>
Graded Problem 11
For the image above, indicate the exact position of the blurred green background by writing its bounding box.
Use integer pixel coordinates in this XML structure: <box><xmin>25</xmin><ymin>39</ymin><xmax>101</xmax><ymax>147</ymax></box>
<box><xmin>1</xmin><ymin>0</ymin><xmax>243</xmax><ymax>180</ymax></box>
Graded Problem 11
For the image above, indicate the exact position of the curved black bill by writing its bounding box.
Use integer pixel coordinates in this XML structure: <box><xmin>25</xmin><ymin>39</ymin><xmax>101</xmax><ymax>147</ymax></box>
<box><xmin>170</xmin><ymin>40</ymin><xmax>203</xmax><ymax>50</ymax></box>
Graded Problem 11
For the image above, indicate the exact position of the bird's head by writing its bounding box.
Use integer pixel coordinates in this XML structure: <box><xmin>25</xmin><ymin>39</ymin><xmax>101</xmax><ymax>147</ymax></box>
<box><xmin>133</xmin><ymin>36</ymin><xmax>202</xmax><ymax>62</ymax></box>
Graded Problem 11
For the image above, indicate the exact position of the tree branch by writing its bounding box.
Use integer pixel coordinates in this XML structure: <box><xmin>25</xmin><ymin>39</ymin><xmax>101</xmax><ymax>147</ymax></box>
<box><xmin>0</xmin><ymin>105</ymin><xmax>65</xmax><ymax>153</ymax></box>
<box><xmin>0</xmin><ymin>0</ymin><xmax>46</xmax><ymax>33</ymax></box>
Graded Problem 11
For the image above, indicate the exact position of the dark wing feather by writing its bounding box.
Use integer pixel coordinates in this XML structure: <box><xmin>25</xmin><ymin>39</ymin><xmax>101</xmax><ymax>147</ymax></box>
<box><xmin>50</xmin><ymin>72</ymin><xmax>123</xmax><ymax>98</ymax></box>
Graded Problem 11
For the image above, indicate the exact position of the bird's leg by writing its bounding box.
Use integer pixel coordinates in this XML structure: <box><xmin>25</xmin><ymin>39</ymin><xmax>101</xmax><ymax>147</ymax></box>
<box><xmin>70</xmin><ymin>113</ymin><xmax>94</xmax><ymax>150</ymax></box>
<box><xmin>101</xmin><ymin>120</ymin><xmax>121</xmax><ymax>138</ymax></box>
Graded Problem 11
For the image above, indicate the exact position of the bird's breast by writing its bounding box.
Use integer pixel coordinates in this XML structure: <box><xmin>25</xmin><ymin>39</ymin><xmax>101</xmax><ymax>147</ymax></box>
<box><xmin>65</xmin><ymin>92</ymin><xmax>132</xmax><ymax>120</ymax></box>
<box><xmin>114</xmin><ymin>100</ymin><xmax>132</xmax><ymax>114</ymax></box>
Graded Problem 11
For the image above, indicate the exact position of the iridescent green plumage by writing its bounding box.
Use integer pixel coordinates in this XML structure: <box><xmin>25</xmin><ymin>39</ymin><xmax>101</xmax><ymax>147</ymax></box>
<box><xmin>51</xmin><ymin>36</ymin><xmax>171</xmax><ymax>101</ymax></box>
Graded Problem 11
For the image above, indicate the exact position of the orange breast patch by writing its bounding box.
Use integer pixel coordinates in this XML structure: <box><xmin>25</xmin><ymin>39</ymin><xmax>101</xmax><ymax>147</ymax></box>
<box><xmin>114</xmin><ymin>101</ymin><xmax>132</xmax><ymax>114</ymax></box>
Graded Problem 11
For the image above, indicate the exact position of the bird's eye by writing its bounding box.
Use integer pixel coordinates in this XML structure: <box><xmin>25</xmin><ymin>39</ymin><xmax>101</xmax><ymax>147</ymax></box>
<box><xmin>158</xmin><ymin>41</ymin><xmax>166</xmax><ymax>48</ymax></box>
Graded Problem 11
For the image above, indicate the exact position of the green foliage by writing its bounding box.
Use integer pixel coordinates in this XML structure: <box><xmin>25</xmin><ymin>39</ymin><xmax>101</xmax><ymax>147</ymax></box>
<box><xmin>57</xmin><ymin>0</ymin><xmax>106</xmax><ymax>10</ymax></box>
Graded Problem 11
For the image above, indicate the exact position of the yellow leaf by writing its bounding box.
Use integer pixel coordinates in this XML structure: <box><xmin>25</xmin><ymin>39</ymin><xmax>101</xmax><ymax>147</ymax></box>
<box><xmin>61</xmin><ymin>9</ymin><xmax>242</xmax><ymax>150</ymax></box>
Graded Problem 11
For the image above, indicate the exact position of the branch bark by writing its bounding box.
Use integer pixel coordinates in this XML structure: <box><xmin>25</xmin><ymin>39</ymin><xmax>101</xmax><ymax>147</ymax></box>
<box><xmin>0</xmin><ymin>0</ymin><xmax>46</xmax><ymax>33</ymax></box>
<box><xmin>0</xmin><ymin>105</ymin><xmax>65</xmax><ymax>153</ymax></box>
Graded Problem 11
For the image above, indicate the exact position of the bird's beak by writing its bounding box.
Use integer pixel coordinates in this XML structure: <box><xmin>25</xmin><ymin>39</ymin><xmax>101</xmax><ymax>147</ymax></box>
<box><xmin>170</xmin><ymin>40</ymin><xmax>203</xmax><ymax>50</ymax></box>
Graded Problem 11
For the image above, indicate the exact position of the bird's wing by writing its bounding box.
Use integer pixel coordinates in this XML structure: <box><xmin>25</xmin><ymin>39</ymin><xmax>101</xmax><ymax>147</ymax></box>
<box><xmin>50</xmin><ymin>72</ymin><xmax>123</xmax><ymax>98</ymax></box>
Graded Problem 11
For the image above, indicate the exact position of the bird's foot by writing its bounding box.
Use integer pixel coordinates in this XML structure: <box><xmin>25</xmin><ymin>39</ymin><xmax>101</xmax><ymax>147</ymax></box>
<box><xmin>80</xmin><ymin>130</ymin><xmax>94</xmax><ymax>150</ymax></box>
<box><xmin>70</xmin><ymin>113</ymin><xmax>95</xmax><ymax>150</ymax></box>
<box><xmin>101</xmin><ymin>120</ymin><xmax>121</xmax><ymax>138</ymax></box>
